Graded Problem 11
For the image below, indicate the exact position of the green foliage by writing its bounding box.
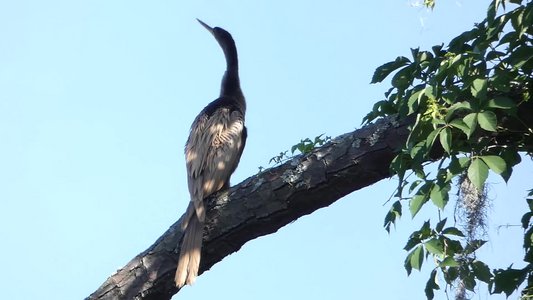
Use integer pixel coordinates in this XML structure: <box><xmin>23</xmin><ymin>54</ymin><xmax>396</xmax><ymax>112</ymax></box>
<box><xmin>260</xmin><ymin>134</ymin><xmax>332</xmax><ymax>172</ymax></box>
<box><xmin>290</xmin><ymin>134</ymin><xmax>331</xmax><ymax>155</ymax></box>
<box><xmin>424</xmin><ymin>0</ymin><xmax>436</xmax><ymax>10</ymax></box>
<box><xmin>489</xmin><ymin>194</ymin><xmax>533</xmax><ymax>298</ymax></box>
<box><xmin>367</xmin><ymin>0</ymin><xmax>533</xmax><ymax>298</ymax></box>
<box><xmin>269</xmin><ymin>151</ymin><xmax>289</xmax><ymax>165</ymax></box>
<box><xmin>384</xmin><ymin>200</ymin><xmax>402</xmax><ymax>232</ymax></box>
<box><xmin>467</xmin><ymin>158</ymin><xmax>489</xmax><ymax>190</ymax></box>
<box><xmin>491</xmin><ymin>267</ymin><xmax>529</xmax><ymax>296</ymax></box>
<box><xmin>400</xmin><ymin>218</ymin><xmax>499</xmax><ymax>298</ymax></box>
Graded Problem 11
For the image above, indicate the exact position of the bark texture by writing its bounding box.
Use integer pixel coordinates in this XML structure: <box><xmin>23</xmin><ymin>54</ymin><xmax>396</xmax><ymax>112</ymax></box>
<box><xmin>86</xmin><ymin>116</ymin><xmax>410</xmax><ymax>300</ymax></box>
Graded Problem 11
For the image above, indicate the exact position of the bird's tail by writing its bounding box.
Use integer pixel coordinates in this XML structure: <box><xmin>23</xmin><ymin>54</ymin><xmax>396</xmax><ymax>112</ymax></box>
<box><xmin>175</xmin><ymin>203</ymin><xmax>204</xmax><ymax>288</ymax></box>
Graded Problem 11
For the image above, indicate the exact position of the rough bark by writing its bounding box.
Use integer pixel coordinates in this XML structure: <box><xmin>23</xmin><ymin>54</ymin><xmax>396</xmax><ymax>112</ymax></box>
<box><xmin>86</xmin><ymin>115</ymin><xmax>410</xmax><ymax>300</ymax></box>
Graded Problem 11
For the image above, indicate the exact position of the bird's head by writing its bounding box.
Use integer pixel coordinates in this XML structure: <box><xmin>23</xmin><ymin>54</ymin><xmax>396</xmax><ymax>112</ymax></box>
<box><xmin>197</xmin><ymin>19</ymin><xmax>237</xmax><ymax>68</ymax></box>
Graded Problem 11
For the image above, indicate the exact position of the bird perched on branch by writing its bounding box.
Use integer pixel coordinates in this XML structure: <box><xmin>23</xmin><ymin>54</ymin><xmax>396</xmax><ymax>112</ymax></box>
<box><xmin>175</xmin><ymin>20</ymin><xmax>247</xmax><ymax>288</ymax></box>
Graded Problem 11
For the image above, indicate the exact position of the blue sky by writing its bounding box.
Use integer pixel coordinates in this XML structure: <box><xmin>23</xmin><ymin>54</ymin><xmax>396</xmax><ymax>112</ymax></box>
<box><xmin>1</xmin><ymin>1</ymin><xmax>531</xmax><ymax>299</ymax></box>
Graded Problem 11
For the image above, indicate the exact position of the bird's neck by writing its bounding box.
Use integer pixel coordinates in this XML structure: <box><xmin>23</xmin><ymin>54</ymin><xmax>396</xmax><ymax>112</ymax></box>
<box><xmin>220</xmin><ymin>69</ymin><xmax>246</xmax><ymax>113</ymax></box>
<box><xmin>223</xmin><ymin>41</ymin><xmax>238</xmax><ymax>71</ymax></box>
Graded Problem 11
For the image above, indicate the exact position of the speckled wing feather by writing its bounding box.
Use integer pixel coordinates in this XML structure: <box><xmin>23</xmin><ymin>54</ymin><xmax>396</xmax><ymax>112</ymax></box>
<box><xmin>184</xmin><ymin>99</ymin><xmax>246</xmax><ymax>224</ymax></box>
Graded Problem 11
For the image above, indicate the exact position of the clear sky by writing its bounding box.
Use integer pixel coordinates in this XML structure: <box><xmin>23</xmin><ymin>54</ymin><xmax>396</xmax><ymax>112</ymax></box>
<box><xmin>1</xmin><ymin>1</ymin><xmax>531</xmax><ymax>299</ymax></box>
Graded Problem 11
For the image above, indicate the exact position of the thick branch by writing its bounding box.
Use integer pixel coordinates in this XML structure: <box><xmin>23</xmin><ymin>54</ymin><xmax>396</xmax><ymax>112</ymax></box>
<box><xmin>86</xmin><ymin>115</ymin><xmax>411</xmax><ymax>300</ymax></box>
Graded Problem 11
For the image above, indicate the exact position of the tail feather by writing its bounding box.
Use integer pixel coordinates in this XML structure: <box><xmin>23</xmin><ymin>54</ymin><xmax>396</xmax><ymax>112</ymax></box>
<box><xmin>175</xmin><ymin>209</ymin><xmax>204</xmax><ymax>288</ymax></box>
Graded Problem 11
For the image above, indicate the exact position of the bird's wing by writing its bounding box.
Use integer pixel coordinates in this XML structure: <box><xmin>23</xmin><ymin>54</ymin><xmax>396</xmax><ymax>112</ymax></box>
<box><xmin>185</xmin><ymin>105</ymin><xmax>246</xmax><ymax>222</ymax></box>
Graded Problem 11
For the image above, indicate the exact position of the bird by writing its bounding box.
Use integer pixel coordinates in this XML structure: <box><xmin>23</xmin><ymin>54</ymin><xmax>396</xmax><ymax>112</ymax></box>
<box><xmin>175</xmin><ymin>19</ymin><xmax>247</xmax><ymax>288</ymax></box>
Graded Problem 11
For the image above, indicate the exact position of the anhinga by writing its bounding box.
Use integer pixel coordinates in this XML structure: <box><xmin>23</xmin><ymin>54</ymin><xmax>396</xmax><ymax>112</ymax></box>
<box><xmin>175</xmin><ymin>20</ymin><xmax>247</xmax><ymax>288</ymax></box>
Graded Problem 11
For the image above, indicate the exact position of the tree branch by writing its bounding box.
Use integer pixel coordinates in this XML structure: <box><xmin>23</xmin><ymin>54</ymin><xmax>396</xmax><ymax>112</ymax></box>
<box><xmin>86</xmin><ymin>115</ymin><xmax>411</xmax><ymax>300</ymax></box>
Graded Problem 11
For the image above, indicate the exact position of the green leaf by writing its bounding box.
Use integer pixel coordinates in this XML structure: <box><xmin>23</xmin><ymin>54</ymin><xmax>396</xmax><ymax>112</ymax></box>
<box><xmin>448</xmin><ymin>156</ymin><xmax>470</xmax><ymax>176</ymax></box>
<box><xmin>425</xmin><ymin>128</ymin><xmax>441</xmax><ymax>151</ymax></box>
<box><xmin>409</xmin><ymin>180</ymin><xmax>423</xmax><ymax>193</ymax></box>
<box><xmin>407</xmin><ymin>89</ymin><xmax>424</xmax><ymax>115</ymax></box>
<box><xmin>410</xmin><ymin>47</ymin><xmax>420</xmax><ymax>61</ymax></box>
<box><xmin>495</xmin><ymin>0</ymin><xmax>505</xmax><ymax>11</ymax></box>
<box><xmin>487</xmin><ymin>96</ymin><xmax>515</xmax><ymax>109</ymax></box>
<box><xmin>523</xmin><ymin>227</ymin><xmax>533</xmax><ymax>256</ymax></box>
<box><xmin>500</xmin><ymin>148</ymin><xmax>521</xmax><ymax>182</ymax></box>
<box><xmin>432</xmin><ymin>44</ymin><xmax>443</xmax><ymax>56</ymax></box>
<box><xmin>511</xmin><ymin>7</ymin><xmax>524</xmax><ymax>32</ymax></box>
<box><xmin>463</xmin><ymin>273</ymin><xmax>477</xmax><ymax>291</ymax></box>
<box><xmin>445</xmin><ymin>101</ymin><xmax>471</xmax><ymax>122</ymax></box>
<box><xmin>448</xmin><ymin>101</ymin><xmax>472</xmax><ymax>113</ymax></box>
<box><xmin>371</xmin><ymin>56</ymin><xmax>411</xmax><ymax>83</ymax></box>
<box><xmin>419</xmin><ymin>51</ymin><xmax>433</xmax><ymax>64</ymax></box>
<box><xmin>390</xmin><ymin>154</ymin><xmax>409</xmax><ymax>174</ymax></box>
<box><xmin>486</xmin><ymin>50</ymin><xmax>505</xmax><ymax>61</ymax></box>
<box><xmin>424</xmin><ymin>85</ymin><xmax>437</xmax><ymax>100</ymax></box>
<box><xmin>449</xmin><ymin>53</ymin><xmax>463</xmax><ymax>68</ymax></box>
<box><xmin>477</xmin><ymin>111</ymin><xmax>498</xmax><ymax>132</ymax></box>
<box><xmin>439</xmin><ymin>127</ymin><xmax>452</xmax><ymax>154</ymax></box>
<box><xmin>444</xmin><ymin>266</ymin><xmax>459</xmax><ymax>283</ymax></box>
<box><xmin>410</xmin><ymin>142</ymin><xmax>427</xmax><ymax>162</ymax></box>
<box><xmin>463</xmin><ymin>113</ymin><xmax>478</xmax><ymax>138</ymax></box>
<box><xmin>472</xmin><ymin>260</ymin><xmax>492</xmax><ymax>283</ymax></box>
<box><xmin>448</xmin><ymin>28</ymin><xmax>477</xmax><ymax>53</ymax></box>
<box><xmin>522</xmin><ymin>212</ymin><xmax>532</xmax><ymax>229</ymax></box>
<box><xmin>410</xmin><ymin>194</ymin><xmax>428</xmax><ymax>217</ymax></box>
<box><xmin>290</xmin><ymin>144</ymin><xmax>298</xmax><ymax>154</ymax></box>
<box><xmin>446</xmin><ymin>238</ymin><xmax>464</xmax><ymax>254</ymax></box>
<box><xmin>506</xmin><ymin>44</ymin><xmax>533</xmax><ymax>69</ymax></box>
<box><xmin>487</xmin><ymin>0</ymin><xmax>497</xmax><ymax>23</ymax></box>
<box><xmin>404</xmin><ymin>255</ymin><xmax>413</xmax><ymax>275</ymax></box>
<box><xmin>392</xmin><ymin>65</ymin><xmax>414</xmax><ymax>90</ymax></box>
<box><xmin>464</xmin><ymin>239</ymin><xmax>487</xmax><ymax>254</ymax></box>
<box><xmin>491</xmin><ymin>267</ymin><xmax>528</xmax><ymax>296</ymax></box>
<box><xmin>425</xmin><ymin>269</ymin><xmax>439</xmax><ymax>300</ymax></box>
<box><xmin>467</xmin><ymin>158</ymin><xmax>489</xmax><ymax>190</ymax></box>
<box><xmin>471</xmin><ymin>78</ymin><xmax>488</xmax><ymax>100</ymax></box>
<box><xmin>410</xmin><ymin>184</ymin><xmax>432</xmax><ymax>217</ymax></box>
<box><xmin>449</xmin><ymin>119</ymin><xmax>470</xmax><ymax>137</ymax></box>
<box><xmin>425</xmin><ymin>238</ymin><xmax>444</xmax><ymax>256</ymax></box>
<box><xmin>404</xmin><ymin>235</ymin><xmax>422</xmax><ymax>252</ymax></box>
<box><xmin>413</xmin><ymin>164</ymin><xmax>426</xmax><ymax>179</ymax></box>
<box><xmin>384</xmin><ymin>201</ymin><xmax>402</xmax><ymax>233</ymax></box>
<box><xmin>442</xmin><ymin>227</ymin><xmax>465</xmax><ymax>237</ymax></box>
<box><xmin>439</xmin><ymin>256</ymin><xmax>460</xmax><ymax>267</ymax></box>
<box><xmin>410</xmin><ymin>245</ymin><xmax>424</xmax><ymax>271</ymax></box>
<box><xmin>419</xmin><ymin>220</ymin><xmax>432</xmax><ymax>238</ymax></box>
<box><xmin>498</xmin><ymin>31</ymin><xmax>518</xmax><ymax>46</ymax></box>
<box><xmin>430</xmin><ymin>183</ymin><xmax>450</xmax><ymax>209</ymax></box>
<box><xmin>424</xmin><ymin>0</ymin><xmax>435</xmax><ymax>9</ymax></box>
<box><xmin>480</xmin><ymin>155</ymin><xmax>506</xmax><ymax>174</ymax></box>
<box><xmin>435</xmin><ymin>218</ymin><xmax>447</xmax><ymax>233</ymax></box>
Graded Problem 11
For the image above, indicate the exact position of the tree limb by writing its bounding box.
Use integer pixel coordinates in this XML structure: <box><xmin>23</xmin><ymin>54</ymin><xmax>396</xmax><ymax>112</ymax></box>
<box><xmin>86</xmin><ymin>115</ymin><xmax>411</xmax><ymax>300</ymax></box>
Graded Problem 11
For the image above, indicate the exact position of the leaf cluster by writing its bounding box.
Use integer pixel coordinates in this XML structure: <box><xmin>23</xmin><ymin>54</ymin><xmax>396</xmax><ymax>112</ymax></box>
<box><xmin>258</xmin><ymin>134</ymin><xmax>331</xmax><ymax>172</ymax></box>
<box><xmin>402</xmin><ymin>219</ymin><xmax>492</xmax><ymax>299</ymax></box>
<box><xmin>367</xmin><ymin>0</ymin><xmax>533</xmax><ymax>298</ymax></box>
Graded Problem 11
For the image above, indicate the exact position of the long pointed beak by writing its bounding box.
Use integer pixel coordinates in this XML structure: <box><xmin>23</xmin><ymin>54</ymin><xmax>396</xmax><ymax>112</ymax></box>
<box><xmin>196</xmin><ymin>19</ymin><xmax>214</xmax><ymax>35</ymax></box>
